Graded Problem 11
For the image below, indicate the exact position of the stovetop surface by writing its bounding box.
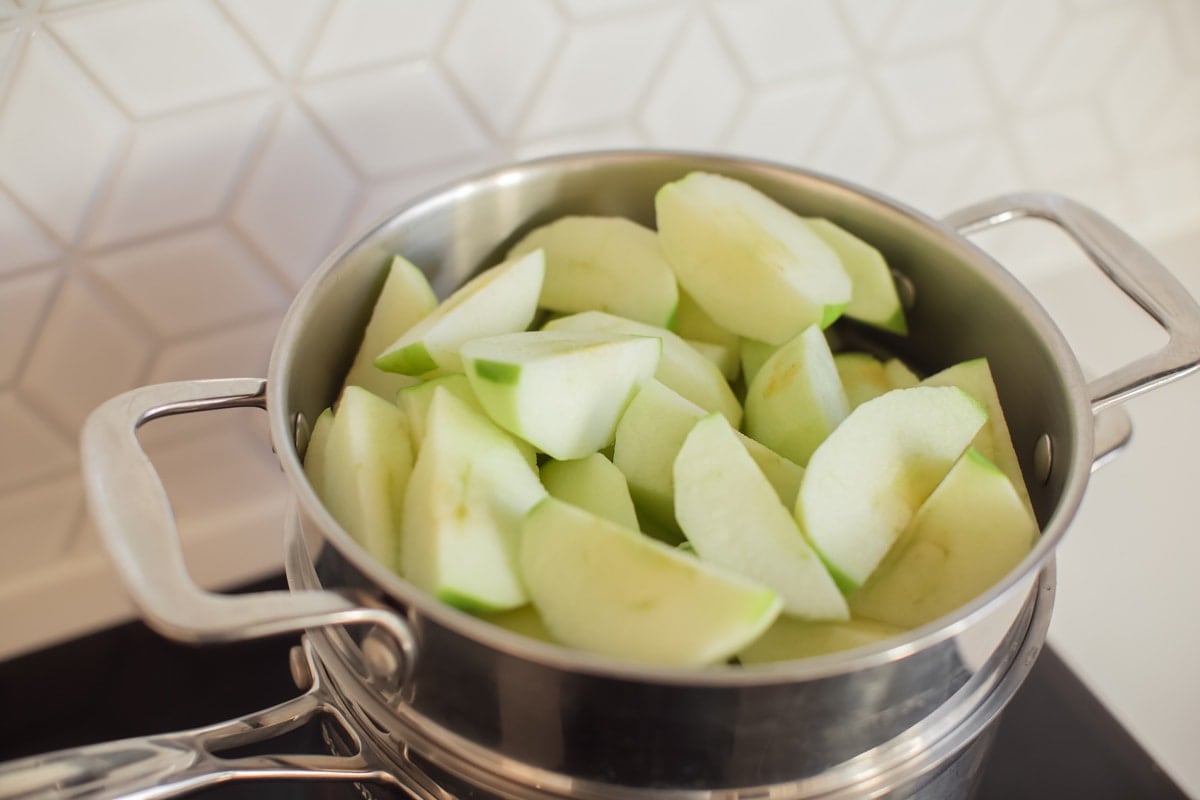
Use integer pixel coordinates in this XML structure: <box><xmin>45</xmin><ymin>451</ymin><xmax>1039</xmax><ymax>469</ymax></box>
<box><xmin>0</xmin><ymin>575</ymin><xmax>1188</xmax><ymax>799</ymax></box>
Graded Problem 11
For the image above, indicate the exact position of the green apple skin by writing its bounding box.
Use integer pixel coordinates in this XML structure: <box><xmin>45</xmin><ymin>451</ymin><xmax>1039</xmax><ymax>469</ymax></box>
<box><xmin>343</xmin><ymin>255</ymin><xmax>438</xmax><ymax>399</ymax></box>
<box><xmin>744</xmin><ymin>324</ymin><xmax>849</xmax><ymax>466</ymax></box>
<box><xmin>850</xmin><ymin>448</ymin><xmax>1038</xmax><ymax>628</ymax></box>
<box><xmin>507</xmin><ymin>215</ymin><xmax>678</xmax><ymax>328</ymax></box>
<box><xmin>461</xmin><ymin>330</ymin><xmax>661</xmax><ymax>460</ymax></box>
<box><xmin>520</xmin><ymin>497</ymin><xmax>782</xmax><ymax>667</ymax></box>
<box><xmin>302</xmin><ymin>406</ymin><xmax>334</xmax><ymax>496</ymax></box>
<box><xmin>804</xmin><ymin>217</ymin><xmax>907</xmax><ymax>335</ymax></box>
<box><xmin>738</xmin><ymin>616</ymin><xmax>905</xmax><ymax>664</ymax></box>
<box><xmin>675</xmin><ymin>414</ymin><xmax>848</xmax><ymax>621</ymax></box>
<box><xmin>320</xmin><ymin>387</ymin><xmax>413</xmax><ymax>573</ymax></box>
<box><xmin>544</xmin><ymin>310</ymin><xmax>742</xmax><ymax>427</ymax></box>
<box><xmin>797</xmin><ymin>386</ymin><xmax>988</xmax><ymax>594</ymax></box>
<box><xmin>656</xmin><ymin>171</ymin><xmax>851</xmax><ymax>345</ymax></box>
<box><xmin>921</xmin><ymin>357</ymin><xmax>1033</xmax><ymax>516</ymax></box>
<box><xmin>540</xmin><ymin>452</ymin><xmax>640</xmax><ymax>531</ymax></box>
<box><xmin>375</xmin><ymin>249</ymin><xmax>545</xmax><ymax>377</ymax></box>
<box><xmin>396</xmin><ymin>373</ymin><xmax>536</xmax><ymax>470</ymax></box>
<box><xmin>613</xmin><ymin>380</ymin><xmax>804</xmax><ymax>538</ymax></box>
<box><xmin>400</xmin><ymin>389</ymin><xmax>546</xmax><ymax>613</ymax></box>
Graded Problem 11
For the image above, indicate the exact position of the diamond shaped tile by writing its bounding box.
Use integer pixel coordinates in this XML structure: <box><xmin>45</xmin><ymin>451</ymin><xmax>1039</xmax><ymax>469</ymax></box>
<box><xmin>807</xmin><ymin>81</ymin><xmax>898</xmax><ymax>187</ymax></box>
<box><xmin>48</xmin><ymin>0</ymin><xmax>273</xmax><ymax>117</ymax></box>
<box><xmin>20</xmin><ymin>276</ymin><xmax>153</xmax><ymax>434</ymax></box>
<box><xmin>0</xmin><ymin>391</ymin><xmax>75</xmax><ymax>491</ymax></box>
<box><xmin>640</xmin><ymin>16</ymin><xmax>744</xmax><ymax>149</ymax></box>
<box><xmin>301</xmin><ymin>62</ymin><xmax>489</xmax><ymax>176</ymax></box>
<box><xmin>232</xmin><ymin>104</ymin><xmax>359</xmax><ymax>289</ymax></box>
<box><xmin>305</xmin><ymin>0</ymin><xmax>460</xmax><ymax>77</ymax></box>
<box><xmin>952</xmin><ymin>134</ymin><xmax>1028</xmax><ymax>206</ymax></box>
<box><xmin>0</xmin><ymin>474</ymin><xmax>81</xmax><ymax>580</ymax></box>
<box><xmin>144</xmin><ymin>316</ymin><xmax>280</xmax><ymax>386</ymax></box>
<box><xmin>877</xmin><ymin>49</ymin><xmax>994</xmax><ymax>138</ymax></box>
<box><xmin>1100</xmin><ymin>14</ymin><xmax>1177</xmax><ymax>151</ymax></box>
<box><xmin>1130</xmin><ymin>154</ymin><xmax>1200</xmax><ymax>241</ymax></box>
<box><xmin>1014</xmin><ymin>104</ymin><xmax>1115</xmax><ymax>182</ymax></box>
<box><xmin>556</xmin><ymin>0</ymin><xmax>668</xmax><ymax>19</ymax></box>
<box><xmin>711</xmin><ymin>0</ymin><xmax>852</xmax><ymax>82</ymax></box>
<box><xmin>1165</xmin><ymin>0</ymin><xmax>1199</xmax><ymax>69</ymax></box>
<box><xmin>442</xmin><ymin>0</ymin><xmax>561</xmax><ymax>135</ymax></box>
<box><xmin>881</xmin><ymin>135</ymin><xmax>988</xmax><ymax>216</ymax></box>
<box><xmin>88</xmin><ymin>227</ymin><xmax>289</xmax><ymax>338</ymax></box>
<box><xmin>521</xmin><ymin>7</ymin><xmax>683</xmax><ymax>138</ymax></box>
<box><xmin>0</xmin><ymin>267</ymin><xmax>57</xmax><ymax>385</ymax></box>
<box><xmin>727</xmin><ymin>75</ymin><xmax>849</xmax><ymax>165</ymax></box>
<box><xmin>217</xmin><ymin>0</ymin><xmax>330</xmax><ymax>77</ymax></box>
<box><xmin>514</xmin><ymin>123</ymin><xmax>647</xmax><ymax>160</ymax></box>
<box><xmin>0</xmin><ymin>190</ymin><xmax>59</xmax><ymax>276</ymax></box>
<box><xmin>977</xmin><ymin>0</ymin><xmax>1064</xmax><ymax>99</ymax></box>
<box><xmin>87</xmin><ymin>95</ymin><xmax>272</xmax><ymax>247</ymax></box>
<box><xmin>1015</xmin><ymin>3</ymin><xmax>1144</xmax><ymax>110</ymax></box>
<box><xmin>1143</xmin><ymin>75</ymin><xmax>1200</xmax><ymax>156</ymax></box>
<box><xmin>838</xmin><ymin>0</ymin><xmax>905</xmax><ymax>48</ymax></box>
<box><xmin>880</xmin><ymin>0</ymin><xmax>988</xmax><ymax>54</ymax></box>
<box><xmin>0</xmin><ymin>34</ymin><xmax>126</xmax><ymax>242</ymax></box>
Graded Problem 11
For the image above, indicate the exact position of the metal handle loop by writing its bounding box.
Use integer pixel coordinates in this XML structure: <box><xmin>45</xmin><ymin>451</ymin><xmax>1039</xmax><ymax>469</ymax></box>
<box><xmin>79</xmin><ymin>378</ymin><xmax>415</xmax><ymax>662</ymax></box>
<box><xmin>944</xmin><ymin>192</ymin><xmax>1200</xmax><ymax>412</ymax></box>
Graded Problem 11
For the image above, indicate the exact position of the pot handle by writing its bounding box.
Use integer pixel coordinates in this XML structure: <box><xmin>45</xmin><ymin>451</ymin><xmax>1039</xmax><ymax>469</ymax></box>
<box><xmin>944</xmin><ymin>192</ymin><xmax>1200</xmax><ymax>412</ymax></box>
<box><xmin>0</xmin><ymin>642</ymin><xmax>442</xmax><ymax>800</ymax></box>
<box><xmin>80</xmin><ymin>378</ymin><xmax>415</xmax><ymax>658</ymax></box>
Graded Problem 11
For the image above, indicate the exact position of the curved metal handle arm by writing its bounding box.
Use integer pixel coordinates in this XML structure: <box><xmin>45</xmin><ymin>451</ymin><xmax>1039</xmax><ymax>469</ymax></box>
<box><xmin>79</xmin><ymin>378</ymin><xmax>414</xmax><ymax>654</ymax></box>
<box><xmin>944</xmin><ymin>192</ymin><xmax>1200</xmax><ymax>413</ymax></box>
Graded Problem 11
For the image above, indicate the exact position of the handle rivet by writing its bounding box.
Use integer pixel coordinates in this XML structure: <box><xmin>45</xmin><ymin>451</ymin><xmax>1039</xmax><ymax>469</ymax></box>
<box><xmin>891</xmin><ymin>270</ymin><xmax>916</xmax><ymax>310</ymax></box>
<box><xmin>289</xmin><ymin>645</ymin><xmax>314</xmax><ymax>691</ymax></box>
<box><xmin>361</xmin><ymin>628</ymin><xmax>405</xmax><ymax>695</ymax></box>
<box><xmin>1033</xmin><ymin>434</ymin><xmax>1053</xmax><ymax>484</ymax></box>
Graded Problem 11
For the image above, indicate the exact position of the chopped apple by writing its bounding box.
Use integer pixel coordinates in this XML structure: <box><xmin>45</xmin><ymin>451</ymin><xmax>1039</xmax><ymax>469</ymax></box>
<box><xmin>850</xmin><ymin>448</ymin><xmax>1038</xmax><ymax>628</ymax></box>
<box><xmin>461</xmin><ymin>330</ymin><xmax>660</xmax><ymax>460</ymax></box>
<box><xmin>673</xmin><ymin>289</ymin><xmax>740</xmax><ymax>351</ymax></box>
<box><xmin>520</xmin><ymin>498</ymin><xmax>782</xmax><ymax>667</ymax></box>
<box><xmin>396</xmin><ymin>373</ymin><xmax>536</xmax><ymax>469</ymax></box>
<box><xmin>804</xmin><ymin>218</ymin><xmax>907</xmax><ymax>335</ymax></box>
<box><xmin>655</xmin><ymin>171</ymin><xmax>851</xmax><ymax>344</ymax></box>
<box><xmin>740</xmin><ymin>338</ymin><xmax>779</xmax><ymax>387</ymax></box>
<box><xmin>375</xmin><ymin>250</ymin><xmax>545</xmax><ymax>376</ymax></box>
<box><xmin>613</xmin><ymin>380</ymin><xmax>804</xmax><ymax>537</ymax></box>
<box><xmin>544</xmin><ymin>310</ymin><xmax>741</xmax><ymax>426</ymax></box>
<box><xmin>738</xmin><ymin>616</ymin><xmax>905</xmax><ymax>664</ymax></box>
<box><xmin>540</xmin><ymin>452</ymin><xmax>640</xmax><ymax>531</ymax></box>
<box><xmin>483</xmin><ymin>604</ymin><xmax>556</xmax><ymax>645</ymax></box>
<box><xmin>320</xmin><ymin>387</ymin><xmax>413</xmax><ymax>572</ymax></box>
<box><xmin>400</xmin><ymin>389</ymin><xmax>546</xmax><ymax>612</ymax></box>
<box><xmin>921</xmin><ymin>358</ymin><xmax>1033</xmax><ymax>516</ymax></box>
<box><xmin>685</xmin><ymin>338</ymin><xmax>740</xmax><ymax>380</ymax></box>
<box><xmin>744</xmin><ymin>325</ymin><xmax>849</xmax><ymax>466</ymax></box>
<box><xmin>506</xmin><ymin>215</ymin><xmax>678</xmax><ymax>328</ymax></box>
<box><xmin>343</xmin><ymin>255</ymin><xmax>438</xmax><ymax>399</ymax></box>
<box><xmin>302</xmin><ymin>407</ymin><xmax>334</xmax><ymax>496</ymax></box>
<box><xmin>675</xmin><ymin>414</ymin><xmax>848</xmax><ymax>620</ymax></box>
<box><xmin>835</xmin><ymin>352</ymin><xmax>892</xmax><ymax>409</ymax></box>
<box><xmin>797</xmin><ymin>386</ymin><xmax>987</xmax><ymax>593</ymax></box>
<box><xmin>885</xmin><ymin>357</ymin><xmax>920</xmax><ymax>388</ymax></box>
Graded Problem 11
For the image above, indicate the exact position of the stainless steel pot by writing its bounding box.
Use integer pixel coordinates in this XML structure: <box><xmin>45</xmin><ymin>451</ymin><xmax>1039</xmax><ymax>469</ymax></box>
<box><xmin>4</xmin><ymin>151</ymin><xmax>1199</xmax><ymax>800</ymax></box>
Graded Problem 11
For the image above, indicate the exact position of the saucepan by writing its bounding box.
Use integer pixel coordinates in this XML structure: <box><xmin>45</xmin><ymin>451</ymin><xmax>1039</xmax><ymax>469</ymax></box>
<box><xmin>3</xmin><ymin>150</ymin><xmax>1199</xmax><ymax>799</ymax></box>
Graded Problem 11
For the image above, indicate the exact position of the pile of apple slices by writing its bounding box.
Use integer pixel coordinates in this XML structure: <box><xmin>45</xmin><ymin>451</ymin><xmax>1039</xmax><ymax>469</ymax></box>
<box><xmin>304</xmin><ymin>172</ymin><xmax>1038</xmax><ymax>668</ymax></box>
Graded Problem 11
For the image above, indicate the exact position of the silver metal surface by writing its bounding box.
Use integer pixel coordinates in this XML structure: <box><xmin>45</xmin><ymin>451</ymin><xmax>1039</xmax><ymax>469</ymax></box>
<box><xmin>10</xmin><ymin>150</ymin><xmax>1199</xmax><ymax>798</ymax></box>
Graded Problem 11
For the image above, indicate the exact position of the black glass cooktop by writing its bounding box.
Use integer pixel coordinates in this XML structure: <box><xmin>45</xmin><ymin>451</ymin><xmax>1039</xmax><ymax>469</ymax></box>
<box><xmin>0</xmin><ymin>575</ymin><xmax>1188</xmax><ymax>799</ymax></box>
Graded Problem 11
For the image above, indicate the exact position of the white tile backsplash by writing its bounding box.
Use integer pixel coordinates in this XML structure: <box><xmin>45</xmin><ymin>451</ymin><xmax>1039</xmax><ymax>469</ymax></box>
<box><xmin>2</xmin><ymin>0</ymin><xmax>1199</xmax><ymax>707</ymax></box>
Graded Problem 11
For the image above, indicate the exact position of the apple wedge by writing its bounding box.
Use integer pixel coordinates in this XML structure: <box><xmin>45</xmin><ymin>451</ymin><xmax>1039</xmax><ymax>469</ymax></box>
<box><xmin>375</xmin><ymin>249</ymin><xmax>544</xmax><ymax>376</ymax></box>
<box><xmin>685</xmin><ymin>338</ymin><xmax>740</xmax><ymax>381</ymax></box>
<box><xmin>655</xmin><ymin>171</ymin><xmax>851</xmax><ymax>344</ymax></box>
<box><xmin>804</xmin><ymin>218</ymin><xmax>907</xmax><ymax>335</ymax></box>
<box><xmin>506</xmin><ymin>215</ymin><xmax>678</xmax><ymax>328</ymax></box>
<box><xmin>675</xmin><ymin>414</ymin><xmax>848</xmax><ymax>621</ymax></box>
<box><xmin>320</xmin><ymin>387</ymin><xmax>413</xmax><ymax>572</ymax></box>
<box><xmin>921</xmin><ymin>358</ymin><xmax>1033</xmax><ymax>516</ymax></box>
<box><xmin>740</xmin><ymin>338</ymin><xmax>779</xmax><ymax>387</ymax></box>
<box><xmin>400</xmin><ymin>389</ymin><xmax>546</xmax><ymax>612</ymax></box>
<box><xmin>613</xmin><ymin>380</ymin><xmax>804</xmax><ymax>537</ymax></box>
<box><xmin>834</xmin><ymin>352</ymin><xmax>892</xmax><ymax>409</ymax></box>
<box><xmin>544</xmin><ymin>310</ymin><xmax>741</xmax><ymax>426</ymax></box>
<box><xmin>461</xmin><ymin>330</ymin><xmax>660</xmax><ymax>460</ymax></box>
<box><xmin>343</xmin><ymin>255</ymin><xmax>438</xmax><ymax>399</ymax></box>
<box><xmin>738</xmin><ymin>616</ymin><xmax>905</xmax><ymax>664</ymax></box>
<box><xmin>797</xmin><ymin>386</ymin><xmax>987</xmax><ymax>593</ymax></box>
<box><xmin>744</xmin><ymin>324</ymin><xmax>849</xmax><ymax>466</ymax></box>
<box><xmin>673</xmin><ymin>289</ymin><xmax>740</xmax><ymax>351</ymax></box>
<box><xmin>302</xmin><ymin>406</ymin><xmax>334</xmax><ymax>496</ymax></box>
<box><xmin>850</xmin><ymin>448</ymin><xmax>1038</xmax><ymax>628</ymax></box>
<box><xmin>520</xmin><ymin>497</ymin><xmax>782</xmax><ymax>667</ymax></box>
<box><xmin>540</xmin><ymin>452</ymin><xmax>640</xmax><ymax>531</ymax></box>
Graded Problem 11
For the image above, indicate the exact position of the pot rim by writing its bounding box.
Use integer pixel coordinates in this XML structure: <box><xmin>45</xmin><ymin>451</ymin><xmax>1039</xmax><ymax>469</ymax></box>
<box><xmin>267</xmin><ymin>148</ymin><xmax>1094</xmax><ymax>686</ymax></box>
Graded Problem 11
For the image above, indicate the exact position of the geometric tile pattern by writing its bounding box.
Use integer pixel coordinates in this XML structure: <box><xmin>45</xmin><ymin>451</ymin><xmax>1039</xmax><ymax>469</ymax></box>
<box><xmin>0</xmin><ymin>0</ymin><xmax>1198</xmax><ymax>644</ymax></box>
